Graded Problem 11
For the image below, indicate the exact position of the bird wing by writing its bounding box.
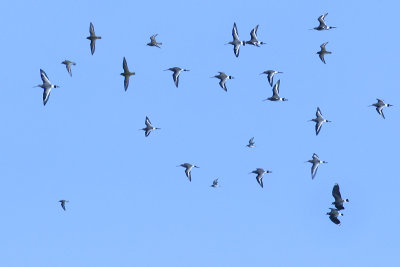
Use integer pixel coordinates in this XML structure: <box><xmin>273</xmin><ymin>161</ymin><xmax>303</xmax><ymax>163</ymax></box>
<box><xmin>233</xmin><ymin>44</ymin><xmax>240</xmax><ymax>57</ymax></box>
<box><xmin>173</xmin><ymin>71</ymin><xmax>180</xmax><ymax>87</ymax></box>
<box><xmin>145</xmin><ymin>116</ymin><xmax>152</xmax><ymax>127</ymax></box>
<box><xmin>256</xmin><ymin>175</ymin><xmax>263</xmax><ymax>188</ymax></box>
<box><xmin>219</xmin><ymin>79</ymin><xmax>227</xmax><ymax>91</ymax></box>
<box><xmin>267</xmin><ymin>72</ymin><xmax>274</xmax><ymax>87</ymax></box>
<box><xmin>61</xmin><ymin>201</ymin><xmax>66</xmax><ymax>210</ymax></box>
<box><xmin>311</xmin><ymin>162</ymin><xmax>319</xmax><ymax>179</ymax></box>
<box><xmin>150</xmin><ymin>34</ymin><xmax>157</xmax><ymax>42</ymax></box>
<box><xmin>329</xmin><ymin>214</ymin><xmax>340</xmax><ymax>225</ymax></box>
<box><xmin>90</xmin><ymin>39</ymin><xmax>96</xmax><ymax>55</ymax></box>
<box><xmin>377</xmin><ymin>106</ymin><xmax>385</xmax><ymax>119</ymax></box>
<box><xmin>250</xmin><ymin>25</ymin><xmax>259</xmax><ymax>40</ymax></box>
<box><xmin>66</xmin><ymin>64</ymin><xmax>72</xmax><ymax>76</ymax></box>
<box><xmin>318</xmin><ymin>14</ymin><xmax>328</xmax><ymax>28</ymax></box>
<box><xmin>185</xmin><ymin>169</ymin><xmax>191</xmax><ymax>182</ymax></box>
<box><xmin>232</xmin><ymin>23</ymin><xmax>239</xmax><ymax>40</ymax></box>
<box><xmin>123</xmin><ymin>57</ymin><xmax>129</xmax><ymax>73</ymax></box>
<box><xmin>43</xmin><ymin>87</ymin><xmax>51</xmax><ymax>106</ymax></box>
<box><xmin>320</xmin><ymin>42</ymin><xmax>328</xmax><ymax>50</ymax></box>
<box><xmin>316</xmin><ymin>107</ymin><xmax>323</xmax><ymax>118</ymax></box>
<box><xmin>315</xmin><ymin>121</ymin><xmax>323</xmax><ymax>135</ymax></box>
<box><xmin>89</xmin><ymin>22</ymin><xmax>95</xmax><ymax>36</ymax></box>
<box><xmin>319</xmin><ymin>53</ymin><xmax>326</xmax><ymax>64</ymax></box>
<box><xmin>332</xmin><ymin>184</ymin><xmax>343</xmax><ymax>201</ymax></box>
<box><xmin>40</xmin><ymin>69</ymin><xmax>51</xmax><ymax>84</ymax></box>
<box><xmin>272</xmin><ymin>80</ymin><xmax>280</xmax><ymax>96</ymax></box>
<box><xmin>124</xmin><ymin>76</ymin><xmax>130</xmax><ymax>91</ymax></box>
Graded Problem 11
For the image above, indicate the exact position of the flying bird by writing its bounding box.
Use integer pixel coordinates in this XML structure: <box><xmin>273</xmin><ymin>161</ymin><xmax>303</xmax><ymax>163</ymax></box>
<box><xmin>226</xmin><ymin>23</ymin><xmax>245</xmax><ymax>57</ymax></box>
<box><xmin>260</xmin><ymin>70</ymin><xmax>283</xmax><ymax>87</ymax></box>
<box><xmin>317</xmin><ymin>42</ymin><xmax>331</xmax><ymax>64</ymax></box>
<box><xmin>245</xmin><ymin>25</ymin><xmax>265</xmax><ymax>46</ymax></box>
<box><xmin>86</xmin><ymin>22</ymin><xmax>101</xmax><ymax>55</ymax></box>
<box><xmin>326</xmin><ymin>208</ymin><xmax>343</xmax><ymax>225</ymax></box>
<box><xmin>370</xmin><ymin>98</ymin><xmax>393</xmax><ymax>119</ymax></box>
<box><xmin>250</xmin><ymin>168</ymin><xmax>271</xmax><ymax>188</ymax></box>
<box><xmin>211</xmin><ymin>72</ymin><xmax>234</xmax><ymax>91</ymax></box>
<box><xmin>306</xmin><ymin>153</ymin><xmax>327</xmax><ymax>179</ymax></box>
<box><xmin>247</xmin><ymin>137</ymin><xmax>255</xmax><ymax>148</ymax></box>
<box><xmin>309</xmin><ymin>107</ymin><xmax>331</xmax><ymax>135</ymax></box>
<box><xmin>147</xmin><ymin>34</ymin><xmax>162</xmax><ymax>48</ymax></box>
<box><xmin>311</xmin><ymin>13</ymin><xmax>336</xmax><ymax>31</ymax></box>
<box><xmin>61</xmin><ymin>60</ymin><xmax>76</xmax><ymax>77</ymax></box>
<box><xmin>120</xmin><ymin>57</ymin><xmax>135</xmax><ymax>91</ymax></box>
<box><xmin>178</xmin><ymin>163</ymin><xmax>199</xmax><ymax>182</ymax></box>
<box><xmin>140</xmin><ymin>116</ymin><xmax>160</xmax><ymax>137</ymax></box>
<box><xmin>59</xmin><ymin>200</ymin><xmax>69</xmax><ymax>211</ymax></box>
<box><xmin>210</xmin><ymin>179</ymin><xmax>219</xmax><ymax>188</ymax></box>
<box><xmin>332</xmin><ymin>183</ymin><xmax>349</xmax><ymax>210</ymax></box>
<box><xmin>164</xmin><ymin>67</ymin><xmax>189</xmax><ymax>88</ymax></box>
<box><xmin>263</xmin><ymin>80</ymin><xmax>288</xmax><ymax>101</ymax></box>
<box><xmin>34</xmin><ymin>69</ymin><xmax>60</xmax><ymax>106</ymax></box>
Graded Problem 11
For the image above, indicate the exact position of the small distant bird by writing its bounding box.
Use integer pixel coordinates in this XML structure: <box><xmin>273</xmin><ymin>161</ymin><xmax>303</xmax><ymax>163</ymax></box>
<box><xmin>326</xmin><ymin>208</ymin><xmax>343</xmax><ymax>225</ymax></box>
<box><xmin>210</xmin><ymin>179</ymin><xmax>219</xmax><ymax>188</ymax></box>
<box><xmin>263</xmin><ymin>80</ymin><xmax>288</xmax><ymax>102</ymax></box>
<box><xmin>120</xmin><ymin>57</ymin><xmax>135</xmax><ymax>91</ymax></box>
<box><xmin>140</xmin><ymin>116</ymin><xmax>160</xmax><ymax>137</ymax></box>
<box><xmin>164</xmin><ymin>67</ymin><xmax>189</xmax><ymax>88</ymax></box>
<box><xmin>34</xmin><ymin>69</ymin><xmax>60</xmax><ymax>106</ymax></box>
<box><xmin>332</xmin><ymin>184</ymin><xmax>349</xmax><ymax>210</ymax></box>
<box><xmin>311</xmin><ymin>13</ymin><xmax>336</xmax><ymax>31</ymax></box>
<box><xmin>226</xmin><ymin>23</ymin><xmax>245</xmax><ymax>57</ymax></box>
<box><xmin>59</xmin><ymin>200</ymin><xmax>69</xmax><ymax>211</ymax></box>
<box><xmin>317</xmin><ymin>42</ymin><xmax>331</xmax><ymax>64</ymax></box>
<box><xmin>370</xmin><ymin>98</ymin><xmax>393</xmax><ymax>119</ymax></box>
<box><xmin>247</xmin><ymin>137</ymin><xmax>255</xmax><ymax>148</ymax></box>
<box><xmin>250</xmin><ymin>168</ymin><xmax>272</xmax><ymax>188</ymax></box>
<box><xmin>211</xmin><ymin>72</ymin><xmax>234</xmax><ymax>91</ymax></box>
<box><xmin>306</xmin><ymin>153</ymin><xmax>327</xmax><ymax>179</ymax></box>
<box><xmin>61</xmin><ymin>60</ymin><xmax>76</xmax><ymax>77</ymax></box>
<box><xmin>147</xmin><ymin>34</ymin><xmax>162</xmax><ymax>48</ymax></box>
<box><xmin>260</xmin><ymin>70</ymin><xmax>283</xmax><ymax>87</ymax></box>
<box><xmin>309</xmin><ymin>107</ymin><xmax>331</xmax><ymax>136</ymax></box>
<box><xmin>178</xmin><ymin>163</ymin><xmax>199</xmax><ymax>182</ymax></box>
<box><xmin>86</xmin><ymin>22</ymin><xmax>101</xmax><ymax>55</ymax></box>
<box><xmin>245</xmin><ymin>25</ymin><xmax>265</xmax><ymax>46</ymax></box>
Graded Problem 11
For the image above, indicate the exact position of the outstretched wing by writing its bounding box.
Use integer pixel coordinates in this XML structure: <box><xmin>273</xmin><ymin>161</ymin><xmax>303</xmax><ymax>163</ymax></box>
<box><xmin>329</xmin><ymin>214</ymin><xmax>340</xmax><ymax>225</ymax></box>
<box><xmin>89</xmin><ymin>22</ymin><xmax>95</xmax><ymax>35</ymax></box>
<box><xmin>43</xmin><ymin>87</ymin><xmax>51</xmax><ymax>106</ymax></box>
<box><xmin>40</xmin><ymin>69</ymin><xmax>50</xmax><ymax>84</ymax></box>
<box><xmin>232</xmin><ymin>23</ymin><xmax>239</xmax><ymax>40</ymax></box>
<box><xmin>311</xmin><ymin>162</ymin><xmax>319</xmax><ymax>179</ymax></box>
<box><xmin>318</xmin><ymin>13</ymin><xmax>328</xmax><ymax>28</ymax></box>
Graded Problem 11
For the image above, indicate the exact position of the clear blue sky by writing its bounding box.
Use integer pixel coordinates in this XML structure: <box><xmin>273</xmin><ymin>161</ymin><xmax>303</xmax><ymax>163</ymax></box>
<box><xmin>1</xmin><ymin>0</ymin><xmax>399</xmax><ymax>266</ymax></box>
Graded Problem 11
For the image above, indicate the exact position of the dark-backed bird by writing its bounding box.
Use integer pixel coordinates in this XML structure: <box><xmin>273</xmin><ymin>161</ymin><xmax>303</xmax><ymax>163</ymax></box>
<box><xmin>61</xmin><ymin>60</ymin><xmax>76</xmax><ymax>77</ymax></box>
<box><xmin>86</xmin><ymin>22</ymin><xmax>101</xmax><ymax>55</ymax></box>
<box><xmin>59</xmin><ymin>200</ymin><xmax>69</xmax><ymax>211</ymax></box>
<box><xmin>317</xmin><ymin>42</ymin><xmax>331</xmax><ymax>64</ymax></box>
<box><xmin>327</xmin><ymin>208</ymin><xmax>343</xmax><ymax>225</ymax></box>
<box><xmin>211</xmin><ymin>179</ymin><xmax>219</xmax><ymax>188</ymax></box>
<box><xmin>120</xmin><ymin>57</ymin><xmax>135</xmax><ymax>91</ymax></box>
<box><xmin>332</xmin><ymin>183</ymin><xmax>349</xmax><ymax>210</ymax></box>
<box><xmin>147</xmin><ymin>34</ymin><xmax>162</xmax><ymax>48</ymax></box>
<box><xmin>140</xmin><ymin>116</ymin><xmax>160</xmax><ymax>137</ymax></box>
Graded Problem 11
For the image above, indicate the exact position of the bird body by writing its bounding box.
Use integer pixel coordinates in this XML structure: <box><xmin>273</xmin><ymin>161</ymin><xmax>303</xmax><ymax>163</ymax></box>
<box><xmin>211</xmin><ymin>179</ymin><xmax>219</xmax><ymax>188</ymax></box>
<box><xmin>212</xmin><ymin>72</ymin><xmax>234</xmax><ymax>91</ymax></box>
<box><xmin>307</xmin><ymin>153</ymin><xmax>327</xmax><ymax>179</ymax></box>
<box><xmin>332</xmin><ymin>184</ymin><xmax>349</xmax><ymax>210</ymax></box>
<box><xmin>263</xmin><ymin>80</ymin><xmax>287</xmax><ymax>101</ymax></box>
<box><xmin>327</xmin><ymin>208</ymin><xmax>343</xmax><ymax>225</ymax></box>
<box><xmin>247</xmin><ymin>137</ymin><xmax>255</xmax><ymax>148</ymax></box>
<box><xmin>34</xmin><ymin>69</ymin><xmax>59</xmax><ymax>106</ymax></box>
<box><xmin>165</xmin><ymin>67</ymin><xmax>189</xmax><ymax>88</ymax></box>
<box><xmin>147</xmin><ymin>34</ymin><xmax>162</xmax><ymax>48</ymax></box>
<box><xmin>227</xmin><ymin>23</ymin><xmax>245</xmax><ymax>57</ymax></box>
<box><xmin>370</xmin><ymin>98</ymin><xmax>393</xmax><ymax>119</ymax></box>
<box><xmin>61</xmin><ymin>60</ymin><xmax>76</xmax><ymax>77</ymax></box>
<box><xmin>309</xmin><ymin>107</ymin><xmax>331</xmax><ymax>135</ymax></box>
<box><xmin>140</xmin><ymin>116</ymin><xmax>160</xmax><ymax>137</ymax></box>
<box><xmin>178</xmin><ymin>163</ymin><xmax>199</xmax><ymax>182</ymax></box>
<box><xmin>120</xmin><ymin>57</ymin><xmax>135</xmax><ymax>91</ymax></box>
<box><xmin>317</xmin><ymin>42</ymin><xmax>331</xmax><ymax>64</ymax></box>
<box><xmin>87</xmin><ymin>22</ymin><xmax>101</xmax><ymax>55</ymax></box>
<box><xmin>250</xmin><ymin>168</ymin><xmax>271</xmax><ymax>188</ymax></box>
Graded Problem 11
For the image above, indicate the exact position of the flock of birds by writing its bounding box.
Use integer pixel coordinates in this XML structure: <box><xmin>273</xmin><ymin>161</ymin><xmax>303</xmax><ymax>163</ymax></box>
<box><xmin>34</xmin><ymin>15</ymin><xmax>392</xmax><ymax>226</ymax></box>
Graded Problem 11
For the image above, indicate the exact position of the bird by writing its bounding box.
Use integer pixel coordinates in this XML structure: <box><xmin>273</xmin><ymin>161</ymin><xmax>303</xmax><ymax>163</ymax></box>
<box><xmin>317</xmin><ymin>42</ymin><xmax>331</xmax><ymax>64</ymax></box>
<box><xmin>263</xmin><ymin>80</ymin><xmax>288</xmax><ymax>101</ymax></box>
<box><xmin>226</xmin><ymin>22</ymin><xmax>245</xmax><ymax>57</ymax></box>
<box><xmin>140</xmin><ymin>116</ymin><xmax>160</xmax><ymax>137</ymax></box>
<box><xmin>211</xmin><ymin>72</ymin><xmax>234</xmax><ymax>91</ymax></box>
<box><xmin>306</xmin><ymin>153</ymin><xmax>327</xmax><ymax>179</ymax></box>
<box><xmin>332</xmin><ymin>184</ymin><xmax>349</xmax><ymax>210</ymax></box>
<box><xmin>247</xmin><ymin>137</ymin><xmax>255</xmax><ymax>148</ymax></box>
<box><xmin>120</xmin><ymin>57</ymin><xmax>135</xmax><ymax>91</ymax></box>
<box><xmin>178</xmin><ymin>163</ymin><xmax>199</xmax><ymax>182</ymax></box>
<box><xmin>326</xmin><ymin>208</ymin><xmax>343</xmax><ymax>225</ymax></box>
<box><xmin>147</xmin><ymin>34</ymin><xmax>162</xmax><ymax>48</ymax></box>
<box><xmin>245</xmin><ymin>25</ymin><xmax>265</xmax><ymax>46</ymax></box>
<box><xmin>164</xmin><ymin>67</ymin><xmax>189</xmax><ymax>88</ymax></box>
<box><xmin>250</xmin><ymin>168</ymin><xmax>271</xmax><ymax>188</ymax></box>
<box><xmin>211</xmin><ymin>179</ymin><xmax>219</xmax><ymax>188</ymax></box>
<box><xmin>260</xmin><ymin>70</ymin><xmax>283</xmax><ymax>87</ymax></box>
<box><xmin>370</xmin><ymin>99</ymin><xmax>393</xmax><ymax>119</ymax></box>
<box><xmin>34</xmin><ymin>69</ymin><xmax>60</xmax><ymax>106</ymax></box>
<box><xmin>309</xmin><ymin>107</ymin><xmax>331</xmax><ymax>136</ymax></box>
<box><xmin>59</xmin><ymin>200</ymin><xmax>69</xmax><ymax>211</ymax></box>
<box><xmin>86</xmin><ymin>22</ymin><xmax>101</xmax><ymax>55</ymax></box>
<box><xmin>61</xmin><ymin>60</ymin><xmax>76</xmax><ymax>77</ymax></box>
<box><xmin>311</xmin><ymin>13</ymin><xmax>336</xmax><ymax>31</ymax></box>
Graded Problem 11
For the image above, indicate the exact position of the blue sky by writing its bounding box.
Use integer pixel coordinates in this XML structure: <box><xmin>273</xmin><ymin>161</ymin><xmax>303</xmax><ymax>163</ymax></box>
<box><xmin>1</xmin><ymin>0</ymin><xmax>399</xmax><ymax>266</ymax></box>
